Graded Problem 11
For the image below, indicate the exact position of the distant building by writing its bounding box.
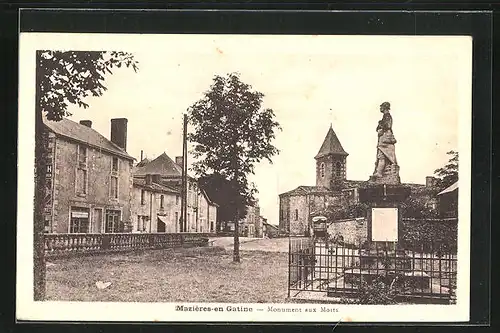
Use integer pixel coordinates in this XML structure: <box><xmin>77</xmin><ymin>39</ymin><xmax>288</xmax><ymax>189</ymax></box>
<box><xmin>278</xmin><ymin>125</ymin><xmax>440</xmax><ymax>236</ymax></box>
<box><xmin>263</xmin><ymin>220</ymin><xmax>279</xmax><ymax>238</ymax></box>
<box><xmin>43</xmin><ymin>117</ymin><xmax>135</xmax><ymax>233</ymax></box>
<box><xmin>239</xmin><ymin>202</ymin><xmax>262</xmax><ymax>238</ymax></box>
<box><xmin>437</xmin><ymin>181</ymin><xmax>458</xmax><ymax>218</ymax></box>
<box><xmin>133</xmin><ymin>152</ymin><xmax>218</xmax><ymax>233</ymax></box>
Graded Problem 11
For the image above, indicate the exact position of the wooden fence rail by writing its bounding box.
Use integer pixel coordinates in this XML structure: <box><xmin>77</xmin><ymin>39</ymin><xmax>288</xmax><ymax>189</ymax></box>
<box><xmin>44</xmin><ymin>233</ymin><xmax>215</xmax><ymax>257</ymax></box>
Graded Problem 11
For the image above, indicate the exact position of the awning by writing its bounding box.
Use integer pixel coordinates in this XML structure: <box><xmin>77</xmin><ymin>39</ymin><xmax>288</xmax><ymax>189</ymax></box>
<box><xmin>438</xmin><ymin>181</ymin><xmax>458</xmax><ymax>196</ymax></box>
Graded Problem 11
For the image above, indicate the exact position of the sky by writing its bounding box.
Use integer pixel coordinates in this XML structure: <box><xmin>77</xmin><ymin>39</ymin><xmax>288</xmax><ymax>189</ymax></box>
<box><xmin>50</xmin><ymin>34</ymin><xmax>472</xmax><ymax>225</ymax></box>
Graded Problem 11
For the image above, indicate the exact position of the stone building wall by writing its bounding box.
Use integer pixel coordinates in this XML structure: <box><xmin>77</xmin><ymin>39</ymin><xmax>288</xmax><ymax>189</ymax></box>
<box><xmin>52</xmin><ymin>137</ymin><xmax>133</xmax><ymax>233</ymax></box>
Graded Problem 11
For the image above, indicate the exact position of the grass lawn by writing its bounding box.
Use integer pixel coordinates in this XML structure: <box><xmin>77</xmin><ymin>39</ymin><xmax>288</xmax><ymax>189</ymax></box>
<box><xmin>46</xmin><ymin>246</ymin><xmax>289</xmax><ymax>303</ymax></box>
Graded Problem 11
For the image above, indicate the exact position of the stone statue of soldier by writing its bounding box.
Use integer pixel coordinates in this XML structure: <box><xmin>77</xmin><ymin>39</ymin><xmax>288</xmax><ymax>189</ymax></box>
<box><xmin>372</xmin><ymin>102</ymin><xmax>399</xmax><ymax>182</ymax></box>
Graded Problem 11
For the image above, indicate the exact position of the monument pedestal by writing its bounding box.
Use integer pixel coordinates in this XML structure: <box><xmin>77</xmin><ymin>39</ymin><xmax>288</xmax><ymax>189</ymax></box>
<box><xmin>358</xmin><ymin>183</ymin><xmax>410</xmax><ymax>247</ymax></box>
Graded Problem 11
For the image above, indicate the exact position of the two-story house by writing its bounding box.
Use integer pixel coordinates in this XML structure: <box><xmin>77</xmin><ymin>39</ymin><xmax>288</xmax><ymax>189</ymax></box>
<box><xmin>133</xmin><ymin>152</ymin><xmax>218</xmax><ymax>233</ymax></box>
<box><xmin>43</xmin><ymin>117</ymin><xmax>135</xmax><ymax>234</ymax></box>
<box><xmin>131</xmin><ymin>174</ymin><xmax>181</xmax><ymax>233</ymax></box>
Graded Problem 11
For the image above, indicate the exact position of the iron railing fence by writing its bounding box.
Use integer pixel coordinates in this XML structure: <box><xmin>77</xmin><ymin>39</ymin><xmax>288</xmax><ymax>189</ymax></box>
<box><xmin>288</xmin><ymin>237</ymin><xmax>457</xmax><ymax>304</ymax></box>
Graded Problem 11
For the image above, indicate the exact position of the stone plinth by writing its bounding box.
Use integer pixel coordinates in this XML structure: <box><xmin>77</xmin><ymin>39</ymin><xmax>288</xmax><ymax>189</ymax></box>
<box><xmin>358</xmin><ymin>183</ymin><xmax>410</xmax><ymax>251</ymax></box>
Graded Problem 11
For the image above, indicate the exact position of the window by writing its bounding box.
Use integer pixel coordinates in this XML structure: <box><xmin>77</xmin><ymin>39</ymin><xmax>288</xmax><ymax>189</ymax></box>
<box><xmin>141</xmin><ymin>189</ymin><xmax>146</xmax><ymax>205</ymax></box>
<box><xmin>70</xmin><ymin>207</ymin><xmax>90</xmax><ymax>233</ymax></box>
<box><xmin>110</xmin><ymin>157</ymin><xmax>119</xmax><ymax>199</ymax></box>
<box><xmin>46</xmin><ymin>164</ymin><xmax>52</xmax><ymax>178</ymax></box>
<box><xmin>76</xmin><ymin>168</ymin><xmax>87</xmax><ymax>195</ymax></box>
<box><xmin>176</xmin><ymin>195</ymin><xmax>179</xmax><ymax>205</ymax></box>
<box><xmin>76</xmin><ymin>145</ymin><xmax>88</xmax><ymax>196</ymax></box>
<box><xmin>105</xmin><ymin>210</ymin><xmax>121</xmax><ymax>233</ymax></box>
<box><xmin>320</xmin><ymin>163</ymin><xmax>325</xmax><ymax>178</ymax></box>
<box><xmin>295</xmin><ymin>209</ymin><xmax>299</xmax><ymax>221</ymax></box>
<box><xmin>160</xmin><ymin>195</ymin><xmax>164</xmax><ymax>209</ymax></box>
<box><xmin>110</xmin><ymin>175</ymin><xmax>118</xmax><ymax>199</ymax></box>
<box><xmin>77</xmin><ymin>145</ymin><xmax>87</xmax><ymax>165</ymax></box>
<box><xmin>112</xmin><ymin>157</ymin><xmax>118</xmax><ymax>173</ymax></box>
<box><xmin>335</xmin><ymin>161</ymin><xmax>342</xmax><ymax>177</ymax></box>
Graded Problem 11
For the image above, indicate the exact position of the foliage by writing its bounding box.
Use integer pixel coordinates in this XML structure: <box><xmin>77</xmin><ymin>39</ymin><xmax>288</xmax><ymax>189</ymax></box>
<box><xmin>401</xmin><ymin>219</ymin><xmax>457</xmax><ymax>254</ymax></box>
<box><xmin>198</xmin><ymin>173</ymin><xmax>249</xmax><ymax>223</ymax></box>
<box><xmin>433</xmin><ymin>150</ymin><xmax>458</xmax><ymax>191</ymax></box>
<box><xmin>187</xmin><ymin>72</ymin><xmax>281</xmax><ymax>222</ymax></box>
<box><xmin>400</xmin><ymin>190</ymin><xmax>439</xmax><ymax>219</ymax></box>
<box><xmin>339</xmin><ymin>276</ymin><xmax>401</xmax><ymax>305</ymax></box>
<box><xmin>37</xmin><ymin>50</ymin><xmax>139</xmax><ymax>120</ymax></box>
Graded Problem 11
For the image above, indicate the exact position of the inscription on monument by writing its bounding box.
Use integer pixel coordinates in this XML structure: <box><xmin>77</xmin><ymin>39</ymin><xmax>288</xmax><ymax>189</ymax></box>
<box><xmin>371</xmin><ymin>207</ymin><xmax>398</xmax><ymax>242</ymax></box>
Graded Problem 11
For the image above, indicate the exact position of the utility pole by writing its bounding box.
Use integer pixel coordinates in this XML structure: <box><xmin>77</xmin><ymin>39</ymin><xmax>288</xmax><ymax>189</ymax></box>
<box><xmin>182</xmin><ymin>114</ymin><xmax>188</xmax><ymax>233</ymax></box>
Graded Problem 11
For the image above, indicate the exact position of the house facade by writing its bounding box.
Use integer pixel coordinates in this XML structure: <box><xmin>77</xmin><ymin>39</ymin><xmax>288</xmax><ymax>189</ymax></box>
<box><xmin>239</xmin><ymin>203</ymin><xmax>262</xmax><ymax>238</ymax></box>
<box><xmin>43</xmin><ymin>117</ymin><xmax>135</xmax><ymax>234</ymax></box>
<box><xmin>133</xmin><ymin>153</ymin><xmax>218</xmax><ymax>233</ymax></box>
<box><xmin>131</xmin><ymin>174</ymin><xmax>180</xmax><ymax>233</ymax></box>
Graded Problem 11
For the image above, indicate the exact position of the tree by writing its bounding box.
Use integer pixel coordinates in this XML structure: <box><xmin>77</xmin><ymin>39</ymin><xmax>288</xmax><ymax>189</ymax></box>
<box><xmin>433</xmin><ymin>150</ymin><xmax>458</xmax><ymax>190</ymax></box>
<box><xmin>198</xmin><ymin>173</ymin><xmax>250</xmax><ymax>231</ymax></box>
<box><xmin>187</xmin><ymin>72</ymin><xmax>281</xmax><ymax>262</ymax></box>
<box><xmin>34</xmin><ymin>50</ymin><xmax>138</xmax><ymax>300</ymax></box>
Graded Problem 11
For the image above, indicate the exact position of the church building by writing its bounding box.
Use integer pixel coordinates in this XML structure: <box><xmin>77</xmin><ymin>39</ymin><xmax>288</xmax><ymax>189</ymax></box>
<box><xmin>278</xmin><ymin>125</ymin><xmax>364</xmax><ymax>236</ymax></box>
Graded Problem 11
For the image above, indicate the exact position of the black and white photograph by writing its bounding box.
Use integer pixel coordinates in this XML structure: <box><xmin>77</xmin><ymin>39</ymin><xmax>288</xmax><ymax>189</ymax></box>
<box><xmin>17</xmin><ymin>31</ymin><xmax>472</xmax><ymax>322</ymax></box>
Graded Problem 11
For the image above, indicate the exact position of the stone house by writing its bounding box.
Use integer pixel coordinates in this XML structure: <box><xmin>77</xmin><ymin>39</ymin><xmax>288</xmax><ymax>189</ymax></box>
<box><xmin>262</xmin><ymin>219</ymin><xmax>279</xmax><ymax>238</ymax></box>
<box><xmin>43</xmin><ymin>117</ymin><xmax>135</xmax><ymax>234</ymax></box>
<box><xmin>437</xmin><ymin>181</ymin><xmax>458</xmax><ymax>218</ymax></box>
<box><xmin>133</xmin><ymin>152</ymin><xmax>218</xmax><ymax>233</ymax></box>
<box><xmin>131</xmin><ymin>174</ymin><xmax>180</xmax><ymax>233</ymax></box>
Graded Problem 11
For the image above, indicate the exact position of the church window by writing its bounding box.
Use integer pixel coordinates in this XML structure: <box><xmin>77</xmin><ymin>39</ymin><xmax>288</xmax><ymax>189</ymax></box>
<box><xmin>335</xmin><ymin>161</ymin><xmax>342</xmax><ymax>177</ymax></box>
<box><xmin>294</xmin><ymin>209</ymin><xmax>298</xmax><ymax>220</ymax></box>
<box><xmin>320</xmin><ymin>163</ymin><xmax>325</xmax><ymax>178</ymax></box>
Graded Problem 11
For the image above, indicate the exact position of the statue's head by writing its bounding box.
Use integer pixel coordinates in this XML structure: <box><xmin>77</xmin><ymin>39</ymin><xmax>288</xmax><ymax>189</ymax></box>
<box><xmin>380</xmin><ymin>101</ymin><xmax>391</xmax><ymax>112</ymax></box>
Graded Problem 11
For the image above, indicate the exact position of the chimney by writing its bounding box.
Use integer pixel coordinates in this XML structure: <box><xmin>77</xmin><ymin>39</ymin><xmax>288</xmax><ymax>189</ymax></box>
<box><xmin>110</xmin><ymin>118</ymin><xmax>128</xmax><ymax>151</ymax></box>
<box><xmin>426</xmin><ymin>176</ymin><xmax>436</xmax><ymax>188</ymax></box>
<box><xmin>175</xmin><ymin>156</ymin><xmax>183</xmax><ymax>166</ymax></box>
<box><xmin>140</xmin><ymin>150</ymin><xmax>144</xmax><ymax>161</ymax></box>
<box><xmin>145</xmin><ymin>174</ymin><xmax>153</xmax><ymax>185</ymax></box>
<box><xmin>79</xmin><ymin>120</ymin><xmax>92</xmax><ymax>128</ymax></box>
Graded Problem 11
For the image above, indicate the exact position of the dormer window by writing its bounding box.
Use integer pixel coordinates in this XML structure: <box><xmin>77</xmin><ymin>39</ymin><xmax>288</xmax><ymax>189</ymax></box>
<box><xmin>320</xmin><ymin>163</ymin><xmax>325</xmax><ymax>178</ymax></box>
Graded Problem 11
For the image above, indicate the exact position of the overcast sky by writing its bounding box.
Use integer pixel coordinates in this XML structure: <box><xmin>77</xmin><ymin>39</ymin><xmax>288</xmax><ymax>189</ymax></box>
<box><xmin>46</xmin><ymin>34</ymin><xmax>472</xmax><ymax>225</ymax></box>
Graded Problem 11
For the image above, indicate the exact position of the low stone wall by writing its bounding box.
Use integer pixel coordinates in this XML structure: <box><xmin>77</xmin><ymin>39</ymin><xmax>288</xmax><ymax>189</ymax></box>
<box><xmin>326</xmin><ymin>217</ymin><xmax>457</xmax><ymax>251</ymax></box>
<box><xmin>327</xmin><ymin>217</ymin><xmax>368</xmax><ymax>245</ymax></box>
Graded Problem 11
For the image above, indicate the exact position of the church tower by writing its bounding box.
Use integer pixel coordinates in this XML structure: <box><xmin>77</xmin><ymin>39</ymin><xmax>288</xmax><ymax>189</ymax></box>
<box><xmin>315</xmin><ymin>125</ymin><xmax>348</xmax><ymax>190</ymax></box>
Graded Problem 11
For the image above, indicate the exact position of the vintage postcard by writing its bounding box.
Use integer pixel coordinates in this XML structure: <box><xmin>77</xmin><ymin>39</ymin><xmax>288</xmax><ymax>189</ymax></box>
<box><xmin>17</xmin><ymin>32</ymin><xmax>472</xmax><ymax>322</ymax></box>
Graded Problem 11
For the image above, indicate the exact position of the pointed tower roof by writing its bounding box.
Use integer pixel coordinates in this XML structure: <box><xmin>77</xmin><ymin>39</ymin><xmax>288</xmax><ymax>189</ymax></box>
<box><xmin>314</xmin><ymin>125</ymin><xmax>348</xmax><ymax>159</ymax></box>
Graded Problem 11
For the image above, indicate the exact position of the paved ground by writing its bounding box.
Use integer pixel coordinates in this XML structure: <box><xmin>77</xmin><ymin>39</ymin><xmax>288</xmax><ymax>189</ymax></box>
<box><xmin>210</xmin><ymin>236</ymin><xmax>289</xmax><ymax>253</ymax></box>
